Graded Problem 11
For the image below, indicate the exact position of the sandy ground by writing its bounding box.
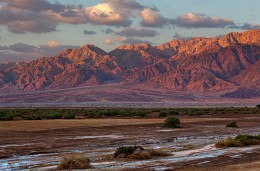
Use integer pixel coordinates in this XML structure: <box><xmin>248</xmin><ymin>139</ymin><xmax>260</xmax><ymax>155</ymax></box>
<box><xmin>0</xmin><ymin>117</ymin><xmax>236</xmax><ymax>131</ymax></box>
<box><xmin>0</xmin><ymin>114</ymin><xmax>260</xmax><ymax>170</ymax></box>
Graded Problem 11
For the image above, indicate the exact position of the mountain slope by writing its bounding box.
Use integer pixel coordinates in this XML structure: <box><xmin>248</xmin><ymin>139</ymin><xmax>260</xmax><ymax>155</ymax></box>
<box><xmin>0</xmin><ymin>30</ymin><xmax>259</xmax><ymax>98</ymax></box>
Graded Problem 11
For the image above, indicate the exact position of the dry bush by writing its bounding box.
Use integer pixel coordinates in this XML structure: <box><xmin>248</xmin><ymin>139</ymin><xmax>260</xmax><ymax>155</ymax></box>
<box><xmin>57</xmin><ymin>154</ymin><xmax>91</xmax><ymax>170</ymax></box>
<box><xmin>128</xmin><ymin>149</ymin><xmax>152</xmax><ymax>160</ymax></box>
<box><xmin>114</xmin><ymin>146</ymin><xmax>170</xmax><ymax>160</ymax></box>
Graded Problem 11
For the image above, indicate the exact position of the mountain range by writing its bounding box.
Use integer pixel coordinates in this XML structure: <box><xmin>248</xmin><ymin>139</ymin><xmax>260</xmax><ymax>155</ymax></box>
<box><xmin>0</xmin><ymin>30</ymin><xmax>259</xmax><ymax>102</ymax></box>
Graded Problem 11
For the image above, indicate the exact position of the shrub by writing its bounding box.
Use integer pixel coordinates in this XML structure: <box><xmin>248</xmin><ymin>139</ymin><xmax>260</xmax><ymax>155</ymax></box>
<box><xmin>162</xmin><ymin>116</ymin><xmax>180</xmax><ymax>128</ymax></box>
<box><xmin>168</xmin><ymin>110</ymin><xmax>180</xmax><ymax>115</ymax></box>
<box><xmin>215</xmin><ymin>138</ymin><xmax>242</xmax><ymax>148</ymax></box>
<box><xmin>47</xmin><ymin>113</ymin><xmax>62</xmax><ymax>119</ymax></box>
<box><xmin>134</xmin><ymin>111</ymin><xmax>146</xmax><ymax>117</ymax></box>
<box><xmin>63</xmin><ymin>112</ymin><xmax>76</xmax><ymax>119</ymax></box>
<box><xmin>128</xmin><ymin>149</ymin><xmax>152</xmax><ymax>160</ymax></box>
<box><xmin>114</xmin><ymin>146</ymin><xmax>144</xmax><ymax>158</ymax></box>
<box><xmin>114</xmin><ymin>146</ymin><xmax>170</xmax><ymax>160</ymax></box>
<box><xmin>226</xmin><ymin>121</ymin><xmax>238</xmax><ymax>128</ymax></box>
<box><xmin>216</xmin><ymin>134</ymin><xmax>260</xmax><ymax>148</ymax></box>
<box><xmin>0</xmin><ymin>112</ymin><xmax>13</xmax><ymax>121</ymax></box>
<box><xmin>57</xmin><ymin>155</ymin><xmax>91</xmax><ymax>170</ymax></box>
<box><xmin>25</xmin><ymin>115</ymin><xmax>42</xmax><ymax>120</ymax></box>
<box><xmin>146</xmin><ymin>149</ymin><xmax>170</xmax><ymax>156</ymax></box>
<box><xmin>159</xmin><ymin>111</ymin><xmax>168</xmax><ymax>117</ymax></box>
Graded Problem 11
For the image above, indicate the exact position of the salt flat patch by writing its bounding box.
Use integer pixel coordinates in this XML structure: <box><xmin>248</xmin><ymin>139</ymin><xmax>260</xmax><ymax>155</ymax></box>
<box><xmin>69</xmin><ymin>135</ymin><xmax>123</xmax><ymax>139</ymax></box>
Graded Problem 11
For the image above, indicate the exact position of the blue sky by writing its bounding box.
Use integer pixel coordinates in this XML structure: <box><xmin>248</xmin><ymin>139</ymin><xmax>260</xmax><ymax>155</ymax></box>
<box><xmin>0</xmin><ymin>0</ymin><xmax>259</xmax><ymax>62</ymax></box>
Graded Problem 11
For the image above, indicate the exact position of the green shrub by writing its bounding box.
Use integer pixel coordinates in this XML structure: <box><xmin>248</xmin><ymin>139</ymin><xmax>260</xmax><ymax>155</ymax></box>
<box><xmin>0</xmin><ymin>112</ymin><xmax>13</xmax><ymax>121</ymax></box>
<box><xmin>57</xmin><ymin>155</ymin><xmax>91</xmax><ymax>170</ymax></box>
<box><xmin>134</xmin><ymin>111</ymin><xmax>146</xmax><ymax>117</ymax></box>
<box><xmin>159</xmin><ymin>111</ymin><xmax>168</xmax><ymax>117</ymax></box>
<box><xmin>63</xmin><ymin>113</ymin><xmax>76</xmax><ymax>119</ymax></box>
<box><xmin>47</xmin><ymin>113</ymin><xmax>62</xmax><ymax>119</ymax></box>
<box><xmin>162</xmin><ymin>116</ymin><xmax>180</xmax><ymax>128</ymax></box>
<box><xmin>226</xmin><ymin>121</ymin><xmax>238</xmax><ymax>128</ymax></box>
<box><xmin>168</xmin><ymin>110</ymin><xmax>180</xmax><ymax>115</ymax></box>
<box><xmin>216</xmin><ymin>134</ymin><xmax>260</xmax><ymax>148</ymax></box>
<box><xmin>25</xmin><ymin>115</ymin><xmax>42</xmax><ymax>120</ymax></box>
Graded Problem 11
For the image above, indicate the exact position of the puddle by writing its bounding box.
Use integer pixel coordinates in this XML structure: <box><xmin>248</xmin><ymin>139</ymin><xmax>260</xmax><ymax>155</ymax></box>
<box><xmin>157</xmin><ymin>129</ymin><xmax>179</xmax><ymax>132</ymax></box>
<box><xmin>68</xmin><ymin>135</ymin><xmax>123</xmax><ymax>139</ymax></box>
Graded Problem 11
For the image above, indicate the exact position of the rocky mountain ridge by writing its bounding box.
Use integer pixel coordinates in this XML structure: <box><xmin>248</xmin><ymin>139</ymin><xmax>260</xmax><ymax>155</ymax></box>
<box><xmin>0</xmin><ymin>30</ymin><xmax>259</xmax><ymax>97</ymax></box>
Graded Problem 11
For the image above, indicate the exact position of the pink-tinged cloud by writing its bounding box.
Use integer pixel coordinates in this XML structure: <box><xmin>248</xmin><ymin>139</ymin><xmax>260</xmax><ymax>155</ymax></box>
<box><xmin>173</xmin><ymin>13</ymin><xmax>235</xmax><ymax>28</ymax></box>
<box><xmin>104</xmin><ymin>38</ymin><xmax>114</xmax><ymax>45</ymax></box>
<box><xmin>140</xmin><ymin>8</ymin><xmax>169</xmax><ymax>27</ymax></box>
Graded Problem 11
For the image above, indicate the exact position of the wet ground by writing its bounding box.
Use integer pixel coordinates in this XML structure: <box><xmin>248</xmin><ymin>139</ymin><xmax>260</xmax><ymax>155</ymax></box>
<box><xmin>0</xmin><ymin>114</ymin><xmax>260</xmax><ymax>170</ymax></box>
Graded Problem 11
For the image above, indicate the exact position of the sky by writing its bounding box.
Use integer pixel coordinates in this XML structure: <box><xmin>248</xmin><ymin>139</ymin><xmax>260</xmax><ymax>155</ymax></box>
<box><xmin>0</xmin><ymin>0</ymin><xmax>260</xmax><ymax>62</ymax></box>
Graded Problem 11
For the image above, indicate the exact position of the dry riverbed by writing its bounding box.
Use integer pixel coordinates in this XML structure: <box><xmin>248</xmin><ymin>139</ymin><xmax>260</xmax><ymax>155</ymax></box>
<box><xmin>0</xmin><ymin>114</ymin><xmax>260</xmax><ymax>170</ymax></box>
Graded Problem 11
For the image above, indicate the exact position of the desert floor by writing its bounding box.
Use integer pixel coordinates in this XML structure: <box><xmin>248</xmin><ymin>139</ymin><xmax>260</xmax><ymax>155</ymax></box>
<box><xmin>0</xmin><ymin>114</ymin><xmax>260</xmax><ymax>170</ymax></box>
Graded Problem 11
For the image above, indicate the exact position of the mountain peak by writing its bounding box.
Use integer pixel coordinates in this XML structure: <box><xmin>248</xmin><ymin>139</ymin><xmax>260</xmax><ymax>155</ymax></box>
<box><xmin>219</xmin><ymin>30</ymin><xmax>260</xmax><ymax>47</ymax></box>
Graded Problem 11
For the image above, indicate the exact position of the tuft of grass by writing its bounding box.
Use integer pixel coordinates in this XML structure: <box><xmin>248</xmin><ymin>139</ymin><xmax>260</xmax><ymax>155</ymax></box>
<box><xmin>162</xmin><ymin>116</ymin><xmax>180</xmax><ymax>128</ymax></box>
<box><xmin>216</xmin><ymin>134</ymin><xmax>260</xmax><ymax>148</ymax></box>
<box><xmin>128</xmin><ymin>149</ymin><xmax>152</xmax><ymax>160</ymax></box>
<box><xmin>226</xmin><ymin>121</ymin><xmax>238</xmax><ymax>128</ymax></box>
<box><xmin>146</xmin><ymin>149</ymin><xmax>170</xmax><ymax>157</ymax></box>
<box><xmin>57</xmin><ymin>154</ymin><xmax>91</xmax><ymax>170</ymax></box>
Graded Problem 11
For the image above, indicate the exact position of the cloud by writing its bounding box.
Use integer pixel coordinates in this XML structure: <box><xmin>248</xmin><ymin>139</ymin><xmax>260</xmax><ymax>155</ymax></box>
<box><xmin>1</xmin><ymin>0</ymin><xmax>67</xmax><ymax>12</ymax></box>
<box><xmin>85</xmin><ymin>0</ymin><xmax>169</xmax><ymax>28</ymax></box>
<box><xmin>103</xmin><ymin>0</ymin><xmax>144</xmax><ymax>10</ymax></box>
<box><xmin>115</xmin><ymin>37</ymin><xmax>153</xmax><ymax>45</ymax></box>
<box><xmin>101</xmin><ymin>28</ymin><xmax>115</xmax><ymax>34</ymax></box>
<box><xmin>116</xmin><ymin>28</ymin><xmax>158</xmax><ymax>37</ymax></box>
<box><xmin>47</xmin><ymin>40</ymin><xmax>59</xmax><ymax>47</ymax></box>
<box><xmin>0</xmin><ymin>0</ymin><xmax>172</xmax><ymax>33</ymax></box>
<box><xmin>0</xmin><ymin>42</ymin><xmax>79</xmax><ymax>62</ymax></box>
<box><xmin>173</xmin><ymin>13</ymin><xmax>234</xmax><ymax>28</ymax></box>
<box><xmin>9</xmin><ymin>43</ymin><xmax>39</xmax><ymax>52</ymax></box>
<box><xmin>0</xmin><ymin>45</ymin><xmax>9</xmax><ymax>50</ymax></box>
<box><xmin>228</xmin><ymin>23</ymin><xmax>260</xmax><ymax>30</ymax></box>
<box><xmin>140</xmin><ymin>8</ymin><xmax>169</xmax><ymax>27</ymax></box>
<box><xmin>85</xmin><ymin>2</ymin><xmax>132</xmax><ymax>27</ymax></box>
<box><xmin>104</xmin><ymin>38</ymin><xmax>114</xmax><ymax>45</ymax></box>
<box><xmin>83</xmin><ymin>30</ymin><xmax>97</xmax><ymax>35</ymax></box>
<box><xmin>114</xmin><ymin>36</ymin><xmax>127</xmax><ymax>42</ymax></box>
<box><xmin>0</xmin><ymin>0</ymin><xmax>86</xmax><ymax>34</ymax></box>
<box><xmin>173</xmin><ymin>33</ymin><xmax>193</xmax><ymax>40</ymax></box>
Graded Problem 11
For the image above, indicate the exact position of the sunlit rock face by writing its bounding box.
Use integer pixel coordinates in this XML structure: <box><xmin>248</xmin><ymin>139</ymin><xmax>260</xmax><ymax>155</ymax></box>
<box><xmin>0</xmin><ymin>30</ymin><xmax>259</xmax><ymax>94</ymax></box>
